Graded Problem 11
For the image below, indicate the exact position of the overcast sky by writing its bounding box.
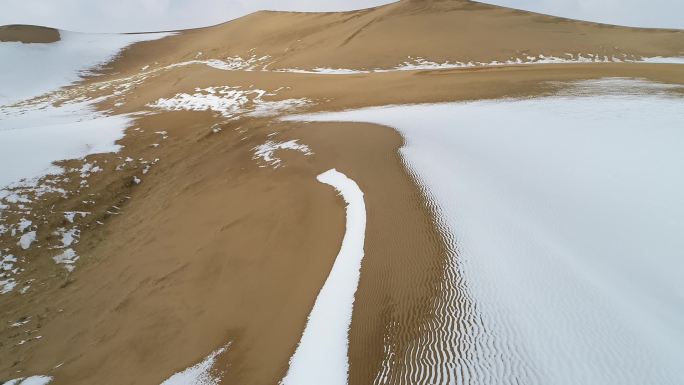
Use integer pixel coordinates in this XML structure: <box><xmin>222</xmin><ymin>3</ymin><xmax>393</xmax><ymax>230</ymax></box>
<box><xmin>1</xmin><ymin>0</ymin><xmax>683</xmax><ymax>33</ymax></box>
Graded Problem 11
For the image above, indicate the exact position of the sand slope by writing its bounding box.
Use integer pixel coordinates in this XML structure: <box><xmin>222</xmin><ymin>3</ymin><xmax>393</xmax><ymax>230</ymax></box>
<box><xmin>103</xmin><ymin>0</ymin><xmax>684</xmax><ymax>75</ymax></box>
<box><xmin>1</xmin><ymin>1</ymin><xmax>683</xmax><ymax>384</ymax></box>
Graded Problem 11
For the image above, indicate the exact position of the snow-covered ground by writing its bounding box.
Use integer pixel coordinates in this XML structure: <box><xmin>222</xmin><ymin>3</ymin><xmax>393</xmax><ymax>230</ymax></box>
<box><xmin>0</xmin><ymin>98</ymin><xmax>137</xmax><ymax>282</ymax></box>
<box><xmin>285</xmin><ymin>78</ymin><xmax>684</xmax><ymax>384</ymax></box>
<box><xmin>153</xmin><ymin>53</ymin><xmax>684</xmax><ymax>76</ymax></box>
<box><xmin>640</xmin><ymin>56</ymin><xmax>684</xmax><ymax>64</ymax></box>
<box><xmin>147</xmin><ymin>86</ymin><xmax>310</xmax><ymax>119</ymax></box>
<box><xmin>271</xmin><ymin>54</ymin><xmax>684</xmax><ymax>74</ymax></box>
<box><xmin>3</xmin><ymin>375</ymin><xmax>53</xmax><ymax>385</ymax></box>
<box><xmin>0</xmin><ymin>30</ymin><xmax>171</xmax><ymax>106</ymax></box>
<box><xmin>281</xmin><ymin>169</ymin><xmax>366</xmax><ymax>385</ymax></box>
<box><xmin>0</xmin><ymin>30</ymin><xmax>171</xmax><ymax>291</ymax></box>
<box><xmin>0</xmin><ymin>99</ymin><xmax>133</xmax><ymax>190</ymax></box>
<box><xmin>252</xmin><ymin>140</ymin><xmax>312</xmax><ymax>168</ymax></box>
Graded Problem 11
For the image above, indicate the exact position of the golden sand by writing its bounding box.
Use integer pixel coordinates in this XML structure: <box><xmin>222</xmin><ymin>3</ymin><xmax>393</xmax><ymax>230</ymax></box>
<box><xmin>1</xmin><ymin>1</ymin><xmax>683</xmax><ymax>384</ymax></box>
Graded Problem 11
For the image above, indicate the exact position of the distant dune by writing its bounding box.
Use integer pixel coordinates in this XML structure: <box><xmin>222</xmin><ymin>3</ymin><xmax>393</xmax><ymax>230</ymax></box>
<box><xmin>0</xmin><ymin>24</ymin><xmax>60</xmax><ymax>43</ymax></box>
<box><xmin>105</xmin><ymin>0</ymin><xmax>684</xmax><ymax>72</ymax></box>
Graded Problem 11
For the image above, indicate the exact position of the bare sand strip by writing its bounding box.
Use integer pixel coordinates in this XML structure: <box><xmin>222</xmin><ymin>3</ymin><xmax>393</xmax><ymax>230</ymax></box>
<box><xmin>281</xmin><ymin>169</ymin><xmax>366</xmax><ymax>385</ymax></box>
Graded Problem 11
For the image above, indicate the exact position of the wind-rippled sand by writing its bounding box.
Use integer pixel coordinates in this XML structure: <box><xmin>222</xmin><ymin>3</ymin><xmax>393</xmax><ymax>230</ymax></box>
<box><xmin>287</xmin><ymin>78</ymin><xmax>684</xmax><ymax>385</ymax></box>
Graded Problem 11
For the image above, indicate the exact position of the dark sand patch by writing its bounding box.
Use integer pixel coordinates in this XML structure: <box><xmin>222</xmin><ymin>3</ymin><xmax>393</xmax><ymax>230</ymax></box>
<box><xmin>0</xmin><ymin>25</ymin><xmax>60</xmax><ymax>43</ymax></box>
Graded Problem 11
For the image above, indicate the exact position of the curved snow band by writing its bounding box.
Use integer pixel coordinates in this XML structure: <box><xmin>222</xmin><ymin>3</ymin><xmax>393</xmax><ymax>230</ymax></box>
<box><xmin>281</xmin><ymin>169</ymin><xmax>367</xmax><ymax>385</ymax></box>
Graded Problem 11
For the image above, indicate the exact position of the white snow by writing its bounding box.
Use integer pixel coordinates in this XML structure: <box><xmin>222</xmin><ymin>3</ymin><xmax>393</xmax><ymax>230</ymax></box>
<box><xmin>18</xmin><ymin>231</ymin><xmax>37</xmax><ymax>250</ymax></box>
<box><xmin>3</xmin><ymin>375</ymin><xmax>53</xmax><ymax>385</ymax></box>
<box><xmin>0</xmin><ymin>30</ymin><xmax>172</xmax><ymax>106</ymax></box>
<box><xmin>0</xmin><ymin>30</ymin><xmax>171</xmax><ymax>214</ymax></box>
<box><xmin>148</xmin><ymin>86</ymin><xmax>310</xmax><ymax>119</ymax></box>
<box><xmin>0</xmin><ymin>99</ymin><xmax>134</xmax><ymax>192</ymax></box>
<box><xmin>10</xmin><ymin>316</ymin><xmax>31</xmax><ymax>327</ymax></box>
<box><xmin>388</xmin><ymin>54</ymin><xmax>684</xmax><ymax>70</ymax></box>
<box><xmin>252</xmin><ymin>140</ymin><xmax>312</xmax><ymax>168</ymax></box>
<box><xmin>169</xmin><ymin>55</ymin><xmax>271</xmax><ymax>72</ymax></box>
<box><xmin>18</xmin><ymin>218</ymin><xmax>33</xmax><ymax>232</ymax></box>
<box><xmin>64</xmin><ymin>211</ymin><xmax>89</xmax><ymax>223</ymax></box>
<box><xmin>53</xmin><ymin>248</ymin><xmax>79</xmax><ymax>271</ymax></box>
<box><xmin>0</xmin><ymin>252</ymin><xmax>20</xmax><ymax>294</ymax></box>
<box><xmin>11</xmin><ymin>319</ymin><xmax>30</xmax><ymax>328</ymax></box>
<box><xmin>57</xmin><ymin>228</ymin><xmax>79</xmax><ymax>247</ymax></box>
<box><xmin>281</xmin><ymin>169</ymin><xmax>366</xmax><ymax>385</ymax></box>
<box><xmin>385</xmin><ymin>54</ymin><xmax>613</xmax><ymax>71</ymax></box>
<box><xmin>275</xmin><ymin>67</ymin><xmax>369</xmax><ymax>74</ymax></box>
<box><xmin>1</xmin><ymin>278</ymin><xmax>17</xmax><ymax>294</ymax></box>
<box><xmin>285</xmin><ymin>78</ymin><xmax>684</xmax><ymax>384</ymax></box>
<box><xmin>160</xmin><ymin>344</ymin><xmax>230</xmax><ymax>385</ymax></box>
<box><xmin>1</xmin><ymin>254</ymin><xmax>18</xmax><ymax>271</ymax></box>
<box><xmin>275</xmin><ymin>55</ymin><xmax>684</xmax><ymax>75</ymax></box>
<box><xmin>639</xmin><ymin>56</ymin><xmax>684</xmax><ymax>64</ymax></box>
<box><xmin>148</xmin><ymin>86</ymin><xmax>258</xmax><ymax>117</ymax></box>
<box><xmin>79</xmin><ymin>163</ymin><xmax>102</xmax><ymax>178</ymax></box>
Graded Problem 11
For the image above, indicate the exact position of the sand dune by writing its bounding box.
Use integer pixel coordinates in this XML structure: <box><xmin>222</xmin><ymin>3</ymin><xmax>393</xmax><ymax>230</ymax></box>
<box><xmin>1</xmin><ymin>1</ymin><xmax>683</xmax><ymax>384</ymax></box>
<box><xmin>0</xmin><ymin>25</ymin><xmax>60</xmax><ymax>43</ymax></box>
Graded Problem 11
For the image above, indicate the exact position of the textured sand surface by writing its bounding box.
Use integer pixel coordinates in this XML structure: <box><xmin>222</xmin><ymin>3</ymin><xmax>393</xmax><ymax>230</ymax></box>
<box><xmin>1</xmin><ymin>1</ymin><xmax>683</xmax><ymax>384</ymax></box>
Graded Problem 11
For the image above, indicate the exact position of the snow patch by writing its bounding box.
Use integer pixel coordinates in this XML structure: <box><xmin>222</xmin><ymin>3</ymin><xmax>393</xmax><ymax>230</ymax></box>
<box><xmin>148</xmin><ymin>86</ymin><xmax>310</xmax><ymax>119</ymax></box>
<box><xmin>53</xmin><ymin>248</ymin><xmax>79</xmax><ymax>271</ymax></box>
<box><xmin>0</xmin><ymin>98</ymin><xmax>135</xmax><ymax>191</ymax></box>
<box><xmin>79</xmin><ymin>163</ymin><xmax>102</xmax><ymax>179</ymax></box>
<box><xmin>275</xmin><ymin>67</ymin><xmax>369</xmax><ymax>74</ymax></box>
<box><xmin>273</xmin><ymin>54</ymin><xmax>684</xmax><ymax>75</ymax></box>
<box><xmin>246</xmin><ymin>98</ymin><xmax>311</xmax><ymax>118</ymax></box>
<box><xmin>1</xmin><ymin>278</ymin><xmax>17</xmax><ymax>294</ymax></box>
<box><xmin>160</xmin><ymin>344</ymin><xmax>230</xmax><ymax>385</ymax></box>
<box><xmin>1</xmin><ymin>253</ymin><xmax>21</xmax><ymax>294</ymax></box>
<box><xmin>639</xmin><ymin>56</ymin><xmax>684</xmax><ymax>64</ymax></box>
<box><xmin>18</xmin><ymin>231</ymin><xmax>37</xmax><ymax>250</ymax></box>
<box><xmin>3</xmin><ymin>375</ymin><xmax>53</xmax><ymax>385</ymax></box>
<box><xmin>64</xmin><ymin>211</ymin><xmax>89</xmax><ymax>223</ymax></box>
<box><xmin>56</xmin><ymin>228</ymin><xmax>79</xmax><ymax>248</ymax></box>
<box><xmin>1</xmin><ymin>254</ymin><xmax>18</xmax><ymax>270</ymax></box>
<box><xmin>252</xmin><ymin>140</ymin><xmax>312</xmax><ymax>168</ymax></box>
<box><xmin>169</xmin><ymin>55</ymin><xmax>271</xmax><ymax>72</ymax></box>
<box><xmin>18</xmin><ymin>218</ymin><xmax>33</xmax><ymax>232</ymax></box>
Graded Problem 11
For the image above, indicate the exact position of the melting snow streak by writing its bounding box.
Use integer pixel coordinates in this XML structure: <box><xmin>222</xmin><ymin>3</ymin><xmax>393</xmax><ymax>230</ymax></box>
<box><xmin>281</xmin><ymin>169</ymin><xmax>367</xmax><ymax>385</ymax></box>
